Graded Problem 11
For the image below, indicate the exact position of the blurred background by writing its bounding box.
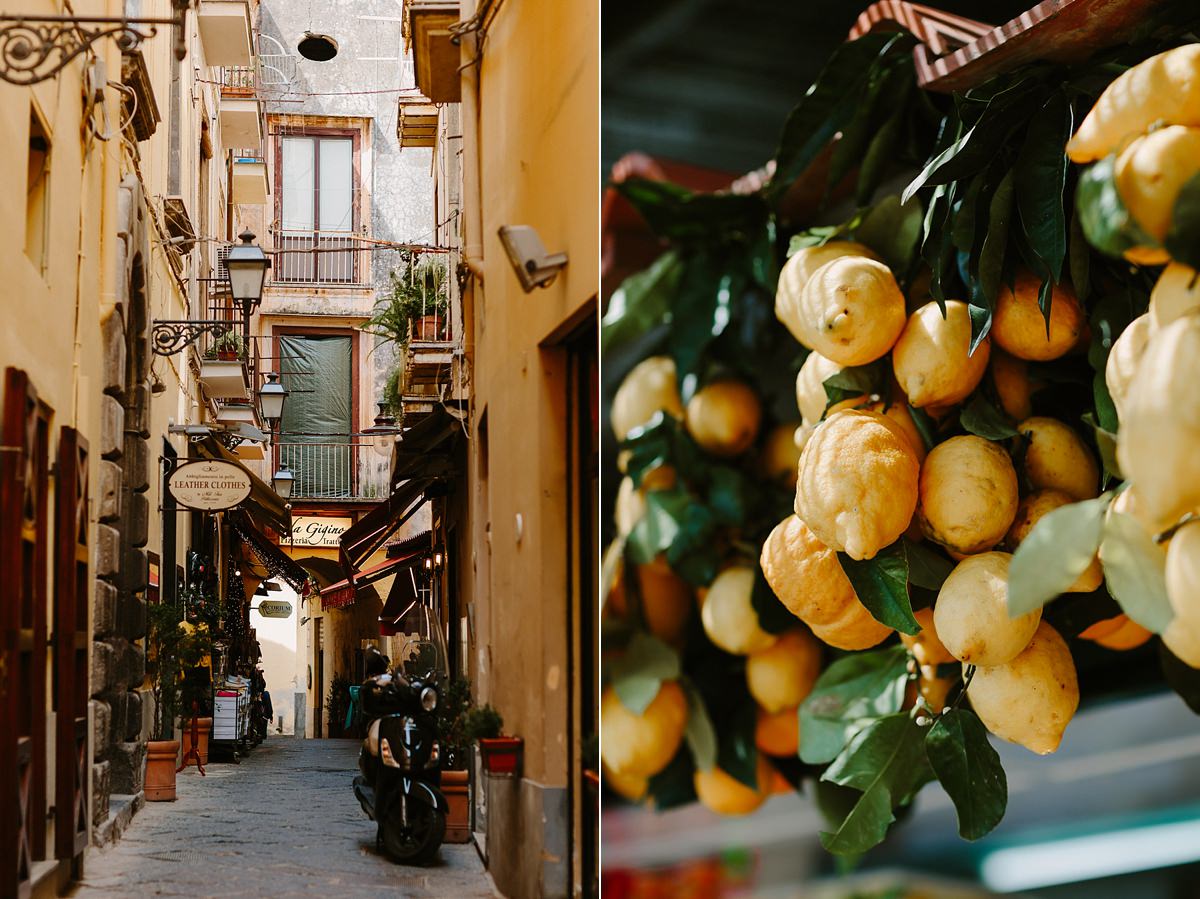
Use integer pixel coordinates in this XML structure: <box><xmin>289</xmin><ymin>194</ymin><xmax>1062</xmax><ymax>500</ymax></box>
<box><xmin>601</xmin><ymin>2</ymin><xmax>1200</xmax><ymax>897</ymax></box>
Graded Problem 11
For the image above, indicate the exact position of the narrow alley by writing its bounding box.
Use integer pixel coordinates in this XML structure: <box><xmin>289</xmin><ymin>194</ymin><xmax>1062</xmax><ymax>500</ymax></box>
<box><xmin>72</xmin><ymin>739</ymin><xmax>495</xmax><ymax>898</ymax></box>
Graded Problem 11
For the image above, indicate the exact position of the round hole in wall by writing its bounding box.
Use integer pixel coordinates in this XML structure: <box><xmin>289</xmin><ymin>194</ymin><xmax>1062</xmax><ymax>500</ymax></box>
<box><xmin>298</xmin><ymin>32</ymin><xmax>339</xmax><ymax>62</ymax></box>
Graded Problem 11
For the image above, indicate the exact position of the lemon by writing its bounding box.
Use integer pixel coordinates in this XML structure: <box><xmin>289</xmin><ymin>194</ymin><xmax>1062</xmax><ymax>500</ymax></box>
<box><xmin>614</xmin><ymin>476</ymin><xmax>645</xmax><ymax>537</ymax></box>
<box><xmin>1087</xmin><ymin>615</ymin><xmax>1153</xmax><ymax>650</ymax></box>
<box><xmin>934</xmin><ymin>552</ymin><xmax>1041</xmax><ymax>666</ymax></box>
<box><xmin>1117</xmin><ymin>316</ymin><xmax>1200</xmax><ymax>527</ymax></box>
<box><xmin>685</xmin><ymin>380</ymin><xmax>762</xmax><ymax>457</ymax></box>
<box><xmin>776</xmin><ymin>241</ymin><xmax>883</xmax><ymax>343</ymax></box>
<box><xmin>918</xmin><ymin>665</ymin><xmax>957</xmax><ymax>714</ymax></box>
<box><xmin>600</xmin><ymin>681</ymin><xmax>688</xmax><ymax>778</ymax></box>
<box><xmin>1019</xmin><ymin>417</ymin><xmax>1100</xmax><ymax>502</ymax></box>
<box><xmin>892</xmin><ymin>300</ymin><xmax>991</xmax><ymax>407</ymax></box>
<box><xmin>990</xmin><ymin>349</ymin><xmax>1037</xmax><ymax>421</ymax></box>
<box><xmin>700</xmin><ymin>566</ymin><xmax>777</xmax><ymax>655</ymax></box>
<box><xmin>611</xmin><ymin>355</ymin><xmax>684</xmax><ymax>441</ymax></box>
<box><xmin>1150</xmin><ymin>263</ymin><xmax>1200</xmax><ymax>330</ymax></box>
<box><xmin>603</xmin><ymin>761</ymin><xmax>648</xmax><ymax>802</ymax></box>
<box><xmin>1067</xmin><ymin>45</ymin><xmax>1200</xmax><ymax>163</ymax></box>
<box><xmin>755</xmin><ymin>706</ymin><xmax>800</xmax><ymax>758</ymax></box>
<box><xmin>794</xmin><ymin>422</ymin><xmax>815</xmax><ymax>452</ymax></box>
<box><xmin>899</xmin><ymin>606</ymin><xmax>955</xmax><ymax>667</ymax></box>
<box><xmin>795</xmin><ymin>409</ymin><xmax>920</xmax><ymax>560</ymax></box>
<box><xmin>760</xmin><ymin>515</ymin><xmax>893</xmax><ymax>650</ymax></box>
<box><xmin>1164</xmin><ymin>523</ymin><xmax>1200</xmax><ymax>667</ymax></box>
<box><xmin>1005</xmin><ymin>490</ymin><xmax>1104</xmax><ymax>592</ymax></box>
<box><xmin>763</xmin><ymin>422</ymin><xmax>803</xmax><ymax>488</ymax></box>
<box><xmin>746</xmin><ymin>629</ymin><xmax>822</xmax><ymax>713</ymax></box>
<box><xmin>828</xmin><ymin>392</ymin><xmax>928</xmax><ymax>462</ymax></box>
<box><xmin>919</xmin><ymin>435</ymin><xmax>1019</xmax><ymax>555</ymax></box>
<box><xmin>694</xmin><ymin>756</ymin><xmax>773</xmax><ymax>816</ymax></box>
<box><xmin>788</xmin><ymin>257</ymin><xmax>908</xmax><ymax>366</ymax></box>
<box><xmin>1115</xmin><ymin>125</ymin><xmax>1200</xmax><ymax>247</ymax></box>
<box><xmin>607</xmin><ymin>559</ymin><xmax>694</xmax><ymax>646</ymax></box>
<box><xmin>795</xmin><ymin>350</ymin><xmax>850</xmax><ymax>424</ymax></box>
<box><xmin>968</xmin><ymin>621</ymin><xmax>1079</xmax><ymax>754</ymax></box>
<box><xmin>992</xmin><ymin>272</ymin><xmax>1084</xmax><ymax>362</ymax></box>
<box><xmin>1105</xmin><ymin>313</ymin><xmax>1153</xmax><ymax>422</ymax></box>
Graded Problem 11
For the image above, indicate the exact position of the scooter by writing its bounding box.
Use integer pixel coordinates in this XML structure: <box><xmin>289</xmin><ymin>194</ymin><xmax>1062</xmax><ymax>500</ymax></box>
<box><xmin>353</xmin><ymin>648</ymin><xmax>449</xmax><ymax>865</ymax></box>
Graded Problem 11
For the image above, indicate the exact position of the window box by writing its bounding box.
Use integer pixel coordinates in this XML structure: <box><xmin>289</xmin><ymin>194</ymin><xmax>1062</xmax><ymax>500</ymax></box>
<box><xmin>232</xmin><ymin>157</ymin><xmax>269</xmax><ymax>205</ymax></box>
<box><xmin>405</xmin><ymin>1</ymin><xmax>462</xmax><ymax>103</ymax></box>
<box><xmin>219</xmin><ymin>97</ymin><xmax>262</xmax><ymax>149</ymax></box>
<box><xmin>197</xmin><ymin>0</ymin><xmax>253</xmax><ymax>68</ymax></box>
<box><xmin>199</xmin><ymin>360</ymin><xmax>249</xmax><ymax>400</ymax></box>
<box><xmin>478</xmin><ymin>736</ymin><xmax>522</xmax><ymax>776</ymax></box>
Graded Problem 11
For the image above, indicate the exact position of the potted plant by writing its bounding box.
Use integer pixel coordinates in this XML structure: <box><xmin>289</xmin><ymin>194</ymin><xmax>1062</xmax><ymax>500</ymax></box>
<box><xmin>464</xmin><ymin>704</ymin><xmax>521</xmax><ymax>776</ymax></box>
<box><xmin>367</xmin><ymin>251</ymin><xmax>450</xmax><ymax>351</ymax></box>
<box><xmin>207</xmin><ymin>332</ymin><xmax>245</xmax><ymax>361</ymax></box>
<box><xmin>436</xmin><ymin>679</ymin><xmax>474</xmax><ymax>842</ymax></box>
<box><xmin>179</xmin><ymin>619</ymin><xmax>214</xmax><ymax>768</ymax></box>
<box><xmin>146</xmin><ymin>602</ymin><xmax>192</xmax><ymax>800</ymax></box>
<box><xmin>327</xmin><ymin>674</ymin><xmax>353</xmax><ymax>738</ymax></box>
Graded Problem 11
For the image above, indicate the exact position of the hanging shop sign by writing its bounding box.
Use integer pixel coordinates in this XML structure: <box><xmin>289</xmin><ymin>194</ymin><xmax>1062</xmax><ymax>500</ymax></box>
<box><xmin>254</xmin><ymin>600</ymin><xmax>293</xmax><ymax>619</ymax></box>
<box><xmin>168</xmin><ymin>460</ymin><xmax>252</xmax><ymax>511</ymax></box>
<box><xmin>290</xmin><ymin>515</ymin><xmax>353</xmax><ymax>548</ymax></box>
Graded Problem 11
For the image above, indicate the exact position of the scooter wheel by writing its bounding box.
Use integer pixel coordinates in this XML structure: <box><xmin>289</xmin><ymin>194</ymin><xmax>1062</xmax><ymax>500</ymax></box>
<box><xmin>381</xmin><ymin>803</ymin><xmax>445</xmax><ymax>866</ymax></box>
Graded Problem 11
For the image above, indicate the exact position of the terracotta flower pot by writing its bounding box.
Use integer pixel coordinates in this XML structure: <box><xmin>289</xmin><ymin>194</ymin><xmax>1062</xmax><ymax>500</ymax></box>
<box><xmin>442</xmin><ymin>768</ymin><xmax>471</xmax><ymax>843</ymax></box>
<box><xmin>413</xmin><ymin>314</ymin><xmax>445</xmax><ymax>341</ymax></box>
<box><xmin>181</xmin><ymin>717</ymin><xmax>213</xmax><ymax>766</ymax></box>
<box><xmin>145</xmin><ymin>739</ymin><xmax>180</xmax><ymax>801</ymax></box>
<box><xmin>478</xmin><ymin>736</ymin><xmax>523</xmax><ymax>776</ymax></box>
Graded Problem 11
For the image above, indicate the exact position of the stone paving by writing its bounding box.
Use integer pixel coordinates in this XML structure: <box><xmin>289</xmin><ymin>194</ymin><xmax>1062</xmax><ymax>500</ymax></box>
<box><xmin>71</xmin><ymin>736</ymin><xmax>497</xmax><ymax>898</ymax></box>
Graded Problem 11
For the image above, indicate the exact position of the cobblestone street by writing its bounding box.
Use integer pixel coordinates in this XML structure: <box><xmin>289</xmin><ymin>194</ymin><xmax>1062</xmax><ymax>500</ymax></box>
<box><xmin>71</xmin><ymin>737</ymin><xmax>496</xmax><ymax>898</ymax></box>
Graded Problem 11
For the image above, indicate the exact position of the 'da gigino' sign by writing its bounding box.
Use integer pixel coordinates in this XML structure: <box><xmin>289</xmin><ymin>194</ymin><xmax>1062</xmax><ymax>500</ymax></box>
<box><xmin>290</xmin><ymin>516</ymin><xmax>352</xmax><ymax>547</ymax></box>
<box><xmin>168</xmin><ymin>460</ymin><xmax>252</xmax><ymax>511</ymax></box>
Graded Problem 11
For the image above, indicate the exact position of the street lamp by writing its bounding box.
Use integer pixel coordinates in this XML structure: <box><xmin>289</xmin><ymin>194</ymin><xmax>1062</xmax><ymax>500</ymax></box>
<box><xmin>362</xmin><ymin>402</ymin><xmax>400</xmax><ymax>456</ymax></box>
<box><xmin>258</xmin><ymin>372</ymin><xmax>288</xmax><ymax>430</ymax></box>
<box><xmin>272</xmin><ymin>466</ymin><xmax>294</xmax><ymax>501</ymax></box>
<box><xmin>226</xmin><ymin>230</ymin><xmax>270</xmax><ymax>309</ymax></box>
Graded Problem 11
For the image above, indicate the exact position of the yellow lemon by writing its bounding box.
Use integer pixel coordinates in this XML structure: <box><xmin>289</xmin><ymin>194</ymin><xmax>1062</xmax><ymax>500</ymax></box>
<box><xmin>795</xmin><ymin>350</ymin><xmax>850</xmax><ymax>424</ymax></box>
<box><xmin>1164</xmin><ymin>523</ymin><xmax>1200</xmax><ymax>667</ymax></box>
<box><xmin>1105</xmin><ymin>313</ymin><xmax>1153</xmax><ymax>422</ymax></box>
<box><xmin>685</xmin><ymin>380</ymin><xmax>762</xmax><ymax>457</ymax></box>
<box><xmin>918</xmin><ymin>665</ymin><xmax>957</xmax><ymax>714</ymax></box>
<box><xmin>776</xmin><ymin>241</ymin><xmax>883</xmax><ymax>343</ymax></box>
<box><xmin>700</xmin><ymin>567</ymin><xmax>777</xmax><ymax>655</ymax></box>
<box><xmin>763</xmin><ymin>422</ymin><xmax>803</xmax><ymax>488</ymax></box>
<box><xmin>1005</xmin><ymin>489</ymin><xmax>1104</xmax><ymax>592</ymax></box>
<box><xmin>603</xmin><ymin>761</ymin><xmax>648</xmax><ymax>802</ymax></box>
<box><xmin>794</xmin><ymin>422</ymin><xmax>815</xmax><ymax>452</ymax></box>
<box><xmin>760</xmin><ymin>515</ymin><xmax>893</xmax><ymax>650</ymax></box>
<box><xmin>919</xmin><ymin>435</ymin><xmax>1019</xmax><ymax>555</ymax></box>
<box><xmin>614</xmin><ymin>476</ymin><xmax>645</xmax><ymax>537</ymax></box>
<box><xmin>934</xmin><ymin>552</ymin><xmax>1041</xmax><ymax>666</ymax></box>
<box><xmin>1018</xmin><ymin>417</ymin><xmax>1100</xmax><ymax>502</ymax></box>
<box><xmin>899</xmin><ymin>606</ymin><xmax>955</xmax><ymax>667</ymax></box>
<box><xmin>795</xmin><ymin>409</ymin><xmax>920</xmax><ymax>560</ymax></box>
<box><xmin>990</xmin><ymin>349</ymin><xmax>1037</xmax><ymax>421</ymax></box>
<box><xmin>1083</xmin><ymin>615</ymin><xmax>1153</xmax><ymax>650</ymax></box>
<box><xmin>600</xmin><ymin>681</ymin><xmax>688</xmax><ymax>778</ymax></box>
<box><xmin>830</xmin><ymin>392</ymin><xmax>928</xmax><ymax>463</ymax></box>
<box><xmin>892</xmin><ymin>300</ymin><xmax>991</xmax><ymax>407</ymax></box>
<box><xmin>992</xmin><ymin>272</ymin><xmax>1084</xmax><ymax>361</ymax></box>
<box><xmin>788</xmin><ymin>257</ymin><xmax>908</xmax><ymax>366</ymax></box>
<box><xmin>755</xmin><ymin>706</ymin><xmax>800</xmax><ymax>758</ymax></box>
<box><xmin>1150</xmin><ymin>263</ymin><xmax>1200</xmax><ymax>330</ymax></box>
<box><xmin>611</xmin><ymin>355</ymin><xmax>684</xmax><ymax>440</ymax></box>
<box><xmin>1067</xmin><ymin>44</ymin><xmax>1200</xmax><ymax>162</ymax></box>
<box><xmin>1115</xmin><ymin>125</ymin><xmax>1200</xmax><ymax>246</ymax></box>
<box><xmin>968</xmin><ymin>621</ymin><xmax>1079</xmax><ymax>754</ymax></box>
<box><xmin>694</xmin><ymin>756</ymin><xmax>773</xmax><ymax>816</ymax></box>
<box><xmin>607</xmin><ymin>559</ymin><xmax>694</xmax><ymax>647</ymax></box>
<box><xmin>746</xmin><ymin>629</ymin><xmax>822</xmax><ymax>713</ymax></box>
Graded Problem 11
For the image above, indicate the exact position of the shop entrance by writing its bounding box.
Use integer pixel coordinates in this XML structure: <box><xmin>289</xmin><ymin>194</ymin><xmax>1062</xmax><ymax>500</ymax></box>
<box><xmin>313</xmin><ymin>618</ymin><xmax>325</xmax><ymax>738</ymax></box>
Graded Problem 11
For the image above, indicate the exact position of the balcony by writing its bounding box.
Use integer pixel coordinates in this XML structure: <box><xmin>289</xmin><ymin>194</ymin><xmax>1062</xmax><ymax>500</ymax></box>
<box><xmin>219</xmin><ymin>95</ymin><xmax>262</xmax><ymax>149</ymax></box>
<box><xmin>194</xmin><ymin>278</ymin><xmax>255</xmax><ymax>402</ymax></box>
<box><xmin>198</xmin><ymin>0</ymin><xmax>254</xmax><ymax>68</ymax></box>
<box><xmin>397</xmin><ymin>97</ymin><xmax>439</xmax><ymax>149</ymax></box>
<box><xmin>275</xmin><ymin>436</ymin><xmax>391</xmax><ymax>502</ymax></box>
<box><xmin>231</xmin><ymin>152</ymin><xmax>269</xmax><ymax>205</ymax></box>
<box><xmin>218</xmin><ymin>65</ymin><xmax>257</xmax><ymax>98</ymax></box>
<box><xmin>404</xmin><ymin>1</ymin><xmax>462</xmax><ymax>103</ymax></box>
<box><xmin>271</xmin><ymin>229</ymin><xmax>372</xmax><ymax>287</ymax></box>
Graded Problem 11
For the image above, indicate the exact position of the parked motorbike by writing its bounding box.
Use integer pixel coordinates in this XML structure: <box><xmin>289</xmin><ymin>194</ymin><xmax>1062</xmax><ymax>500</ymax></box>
<box><xmin>353</xmin><ymin>622</ymin><xmax>450</xmax><ymax>865</ymax></box>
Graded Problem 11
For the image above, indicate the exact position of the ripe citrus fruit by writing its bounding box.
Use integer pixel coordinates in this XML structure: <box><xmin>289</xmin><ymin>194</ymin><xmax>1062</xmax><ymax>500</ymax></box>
<box><xmin>934</xmin><ymin>552</ymin><xmax>1041</xmax><ymax>666</ymax></box>
<box><xmin>600</xmin><ymin>681</ymin><xmax>688</xmax><ymax>778</ymax></box>
<box><xmin>827</xmin><ymin>390</ymin><xmax>928</xmax><ymax>462</ymax></box>
<box><xmin>776</xmin><ymin>241</ymin><xmax>883</xmax><ymax>343</ymax></box>
<box><xmin>919</xmin><ymin>435</ymin><xmax>1019</xmax><ymax>555</ymax></box>
<box><xmin>1018</xmin><ymin>417</ymin><xmax>1100</xmax><ymax>502</ymax></box>
<box><xmin>685</xmin><ymin>380</ymin><xmax>762</xmax><ymax>457</ymax></box>
<box><xmin>615</xmin><ymin>476</ymin><xmax>645</xmax><ymax>536</ymax></box>
<box><xmin>1150</xmin><ymin>263</ymin><xmax>1200</xmax><ymax>330</ymax></box>
<box><xmin>603</xmin><ymin>761</ymin><xmax>648</xmax><ymax>802</ymax></box>
<box><xmin>1164</xmin><ymin>523</ymin><xmax>1200</xmax><ymax>667</ymax></box>
<box><xmin>611</xmin><ymin>355</ymin><xmax>684</xmax><ymax>440</ymax></box>
<box><xmin>968</xmin><ymin>621</ymin><xmax>1079</xmax><ymax>755</ymax></box>
<box><xmin>899</xmin><ymin>606</ymin><xmax>955</xmax><ymax>667</ymax></box>
<box><xmin>1105</xmin><ymin>313</ymin><xmax>1153</xmax><ymax>422</ymax></box>
<box><xmin>918</xmin><ymin>665</ymin><xmax>956</xmax><ymax>714</ymax></box>
<box><xmin>755</xmin><ymin>706</ymin><xmax>800</xmax><ymax>758</ymax></box>
<box><xmin>763</xmin><ymin>422</ymin><xmax>803</xmax><ymax>487</ymax></box>
<box><xmin>992</xmin><ymin>272</ymin><xmax>1084</xmax><ymax>361</ymax></box>
<box><xmin>746</xmin><ymin>629</ymin><xmax>822</xmax><ymax>713</ymax></box>
<box><xmin>1115</xmin><ymin>125</ymin><xmax>1200</xmax><ymax>249</ymax></box>
<box><xmin>693</xmin><ymin>756</ymin><xmax>773</xmax><ymax>816</ymax></box>
<box><xmin>990</xmin><ymin>349</ymin><xmax>1037</xmax><ymax>421</ymax></box>
<box><xmin>607</xmin><ymin>558</ymin><xmax>694</xmax><ymax>646</ymax></box>
<box><xmin>892</xmin><ymin>300</ymin><xmax>991</xmax><ymax>407</ymax></box>
<box><xmin>795</xmin><ymin>350</ymin><xmax>851</xmax><ymax>425</ymax></box>
<box><xmin>795</xmin><ymin>409</ymin><xmax>920</xmax><ymax>560</ymax></box>
<box><xmin>1082</xmin><ymin>615</ymin><xmax>1153</xmax><ymax>650</ymax></box>
<box><xmin>700</xmin><ymin>566</ymin><xmax>777</xmax><ymax>655</ymax></box>
<box><xmin>1005</xmin><ymin>489</ymin><xmax>1104</xmax><ymax>592</ymax></box>
<box><xmin>786</xmin><ymin>257</ymin><xmax>907</xmax><ymax>366</ymax></box>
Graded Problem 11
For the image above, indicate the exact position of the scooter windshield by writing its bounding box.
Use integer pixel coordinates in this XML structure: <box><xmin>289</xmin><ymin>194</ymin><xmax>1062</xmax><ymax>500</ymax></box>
<box><xmin>393</xmin><ymin>603</ymin><xmax>449</xmax><ymax>684</ymax></box>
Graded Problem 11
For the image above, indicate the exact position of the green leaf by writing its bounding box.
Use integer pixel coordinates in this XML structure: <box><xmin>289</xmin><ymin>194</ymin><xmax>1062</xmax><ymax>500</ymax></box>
<box><xmin>626</xmin><ymin>489</ymin><xmax>684</xmax><ymax>565</ymax></box>
<box><xmin>682</xmin><ymin>682</ymin><xmax>717</xmax><ymax>772</ymax></box>
<box><xmin>1082</xmin><ymin>410</ymin><xmax>1122</xmax><ymax>480</ymax></box>
<box><xmin>1164</xmin><ymin>171</ymin><xmax>1200</xmax><ymax>270</ymax></box>
<box><xmin>645</xmin><ymin>749</ymin><xmax>697</xmax><ymax>810</ymax></box>
<box><xmin>971</xmin><ymin>169</ymin><xmax>1015</xmax><ymax>350</ymax></box>
<box><xmin>1076</xmin><ymin>155</ymin><xmax>1160</xmax><ymax>259</ymax></box>
<box><xmin>609</xmin><ymin>633</ymin><xmax>681</xmax><ymax>714</ymax></box>
<box><xmin>838</xmin><ymin>542</ymin><xmax>920</xmax><ymax>635</ymax></box>
<box><xmin>706</xmin><ymin>467</ymin><xmax>747</xmax><ymax>526</ymax></box>
<box><xmin>717</xmin><ymin>701</ymin><xmax>760</xmax><ymax>789</ymax></box>
<box><xmin>600</xmin><ymin>252</ymin><xmax>682</xmax><ymax>356</ymax></box>
<box><xmin>614</xmin><ymin>178</ymin><xmax>769</xmax><ymax>244</ymax></box>
<box><xmin>905</xmin><ymin>539</ymin><xmax>955</xmax><ymax>590</ymax></box>
<box><xmin>752</xmin><ymin>566</ymin><xmax>802</xmax><ymax>635</ymax></box>
<box><xmin>1008</xmin><ymin>497</ymin><xmax>1107</xmax><ymax>617</ymax></box>
<box><xmin>1069</xmin><ymin>207</ymin><xmax>1091</xmax><ymax>302</ymax></box>
<box><xmin>855</xmin><ymin>195</ymin><xmax>925</xmax><ymax>274</ymax></box>
<box><xmin>799</xmin><ymin>646</ymin><xmax>910</xmax><ymax>764</ymax></box>
<box><xmin>907</xmin><ymin>404</ymin><xmax>937</xmax><ymax>452</ymax></box>
<box><xmin>819</xmin><ymin>714</ymin><xmax>930</xmax><ymax>855</ymax></box>
<box><xmin>1015</xmin><ymin>92</ymin><xmax>1072</xmax><ymax>284</ymax></box>
<box><xmin>822</xmin><ymin>362</ymin><xmax>886</xmax><ymax>411</ymax></box>
<box><xmin>926</xmin><ymin>708</ymin><xmax>1007</xmax><ymax>840</ymax></box>
<box><xmin>1100</xmin><ymin>511</ymin><xmax>1174</xmax><ymax>634</ymax></box>
<box><xmin>960</xmin><ymin>392</ymin><xmax>1019</xmax><ymax>440</ymax></box>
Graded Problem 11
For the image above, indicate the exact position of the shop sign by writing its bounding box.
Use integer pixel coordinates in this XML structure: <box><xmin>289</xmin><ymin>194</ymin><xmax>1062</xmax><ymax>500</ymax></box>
<box><xmin>255</xmin><ymin>600</ymin><xmax>293</xmax><ymax>619</ymax></box>
<box><xmin>168</xmin><ymin>460</ymin><xmax>252</xmax><ymax>511</ymax></box>
<box><xmin>291</xmin><ymin>515</ymin><xmax>352</xmax><ymax>547</ymax></box>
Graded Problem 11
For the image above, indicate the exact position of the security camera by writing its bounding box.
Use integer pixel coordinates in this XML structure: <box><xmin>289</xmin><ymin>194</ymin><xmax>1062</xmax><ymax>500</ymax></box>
<box><xmin>497</xmin><ymin>225</ymin><xmax>568</xmax><ymax>292</ymax></box>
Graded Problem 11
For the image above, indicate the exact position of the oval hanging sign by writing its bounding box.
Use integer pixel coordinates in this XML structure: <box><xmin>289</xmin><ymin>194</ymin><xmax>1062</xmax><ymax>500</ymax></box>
<box><xmin>168</xmin><ymin>460</ymin><xmax>252</xmax><ymax>511</ymax></box>
<box><xmin>255</xmin><ymin>600</ymin><xmax>293</xmax><ymax>619</ymax></box>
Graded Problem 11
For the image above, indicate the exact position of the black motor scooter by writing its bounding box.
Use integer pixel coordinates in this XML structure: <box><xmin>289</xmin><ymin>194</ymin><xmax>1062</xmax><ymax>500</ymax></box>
<box><xmin>353</xmin><ymin>637</ymin><xmax>449</xmax><ymax>865</ymax></box>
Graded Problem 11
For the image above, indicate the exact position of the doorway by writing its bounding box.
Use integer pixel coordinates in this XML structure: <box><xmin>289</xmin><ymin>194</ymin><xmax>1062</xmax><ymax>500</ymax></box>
<box><xmin>313</xmin><ymin>618</ymin><xmax>325</xmax><ymax>738</ymax></box>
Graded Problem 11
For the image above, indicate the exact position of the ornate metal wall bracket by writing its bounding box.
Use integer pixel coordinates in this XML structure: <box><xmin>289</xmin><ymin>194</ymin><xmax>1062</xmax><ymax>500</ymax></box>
<box><xmin>0</xmin><ymin>2</ymin><xmax>192</xmax><ymax>86</ymax></box>
<box><xmin>151</xmin><ymin>320</ymin><xmax>233</xmax><ymax>357</ymax></box>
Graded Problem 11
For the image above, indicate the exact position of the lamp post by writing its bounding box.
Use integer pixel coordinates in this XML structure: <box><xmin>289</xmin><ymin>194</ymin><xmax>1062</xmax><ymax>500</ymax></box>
<box><xmin>226</xmin><ymin>230</ymin><xmax>270</xmax><ymax>309</ymax></box>
<box><xmin>362</xmin><ymin>402</ymin><xmax>400</xmax><ymax>456</ymax></box>
<box><xmin>272</xmin><ymin>466</ymin><xmax>294</xmax><ymax>501</ymax></box>
<box><xmin>258</xmin><ymin>372</ymin><xmax>288</xmax><ymax>432</ymax></box>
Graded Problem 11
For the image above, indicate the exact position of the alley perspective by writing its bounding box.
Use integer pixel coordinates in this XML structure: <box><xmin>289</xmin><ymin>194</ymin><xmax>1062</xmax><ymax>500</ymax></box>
<box><xmin>0</xmin><ymin>1</ymin><xmax>598</xmax><ymax>898</ymax></box>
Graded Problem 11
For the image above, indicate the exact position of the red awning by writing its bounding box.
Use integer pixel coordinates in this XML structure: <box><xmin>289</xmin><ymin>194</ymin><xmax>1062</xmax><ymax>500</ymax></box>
<box><xmin>320</xmin><ymin>544</ymin><xmax>427</xmax><ymax>611</ymax></box>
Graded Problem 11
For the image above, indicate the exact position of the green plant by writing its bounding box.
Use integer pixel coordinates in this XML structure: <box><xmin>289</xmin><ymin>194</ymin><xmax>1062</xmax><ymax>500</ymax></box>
<box><xmin>382</xmin><ymin>366</ymin><xmax>405</xmax><ymax>419</ymax></box>
<box><xmin>436</xmin><ymin>678</ymin><xmax>474</xmax><ymax>768</ymax></box>
<box><xmin>367</xmin><ymin>251</ymin><xmax>450</xmax><ymax>352</ymax></box>
<box><xmin>327</xmin><ymin>674</ymin><xmax>353</xmax><ymax>734</ymax></box>
<box><xmin>147</xmin><ymin>602</ymin><xmax>208</xmax><ymax>740</ymax></box>
<box><xmin>205</xmin><ymin>332</ymin><xmax>245</xmax><ymax>359</ymax></box>
<box><xmin>462</xmin><ymin>704</ymin><xmax>503</xmax><ymax>742</ymax></box>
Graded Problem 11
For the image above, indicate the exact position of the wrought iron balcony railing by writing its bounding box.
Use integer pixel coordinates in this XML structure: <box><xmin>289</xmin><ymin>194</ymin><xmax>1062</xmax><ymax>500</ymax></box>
<box><xmin>274</xmin><ymin>435</ymin><xmax>391</xmax><ymax>501</ymax></box>
<box><xmin>271</xmin><ymin>229</ymin><xmax>372</xmax><ymax>286</ymax></box>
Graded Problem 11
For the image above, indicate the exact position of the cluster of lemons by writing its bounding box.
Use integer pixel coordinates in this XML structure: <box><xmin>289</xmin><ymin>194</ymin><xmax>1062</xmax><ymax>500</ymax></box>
<box><xmin>1071</xmin><ymin>44</ymin><xmax>1200</xmax><ymax>667</ymax></box>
